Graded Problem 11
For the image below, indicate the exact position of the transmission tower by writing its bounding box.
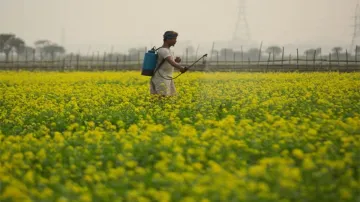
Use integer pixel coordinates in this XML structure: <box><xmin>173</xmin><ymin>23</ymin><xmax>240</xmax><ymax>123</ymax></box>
<box><xmin>232</xmin><ymin>0</ymin><xmax>251</xmax><ymax>42</ymax></box>
<box><xmin>350</xmin><ymin>2</ymin><xmax>360</xmax><ymax>54</ymax></box>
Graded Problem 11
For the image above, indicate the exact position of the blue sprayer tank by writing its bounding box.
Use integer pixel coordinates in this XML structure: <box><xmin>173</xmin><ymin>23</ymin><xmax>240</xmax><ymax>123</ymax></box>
<box><xmin>141</xmin><ymin>49</ymin><xmax>158</xmax><ymax>76</ymax></box>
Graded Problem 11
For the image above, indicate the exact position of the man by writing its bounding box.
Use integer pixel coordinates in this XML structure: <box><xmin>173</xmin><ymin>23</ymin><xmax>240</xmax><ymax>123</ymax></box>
<box><xmin>150</xmin><ymin>31</ymin><xmax>187</xmax><ymax>97</ymax></box>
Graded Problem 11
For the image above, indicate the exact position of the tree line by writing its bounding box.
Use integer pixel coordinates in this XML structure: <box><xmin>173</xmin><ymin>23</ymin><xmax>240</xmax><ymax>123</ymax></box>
<box><xmin>0</xmin><ymin>33</ymin><xmax>65</xmax><ymax>62</ymax></box>
<box><xmin>1</xmin><ymin>32</ymin><xmax>356</xmax><ymax>63</ymax></box>
<box><xmin>208</xmin><ymin>46</ymin><xmax>356</xmax><ymax>61</ymax></box>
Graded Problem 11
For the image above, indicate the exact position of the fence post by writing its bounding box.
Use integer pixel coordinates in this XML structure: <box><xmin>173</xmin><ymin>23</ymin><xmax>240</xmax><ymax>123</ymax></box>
<box><xmin>329</xmin><ymin>53</ymin><xmax>331</xmax><ymax>70</ymax></box>
<box><xmin>76</xmin><ymin>54</ymin><xmax>80</xmax><ymax>71</ymax></box>
<box><xmin>336</xmin><ymin>49</ymin><xmax>340</xmax><ymax>67</ymax></box>
<box><xmin>51</xmin><ymin>54</ymin><xmax>55</xmax><ymax>71</ymax></box>
<box><xmin>319</xmin><ymin>48</ymin><xmax>323</xmax><ymax>70</ymax></box>
<box><xmin>116</xmin><ymin>56</ymin><xmax>119</xmax><ymax>71</ymax></box>
<box><xmin>281</xmin><ymin>47</ymin><xmax>284</xmax><ymax>71</ymax></box>
<box><xmin>266</xmin><ymin>52</ymin><xmax>271</xmax><ymax>72</ymax></box>
<box><xmin>57</xmin><ymin>56</ymin><xmax>61</xmax><ymax>71</ymax></box>
<box><xmin>11</xmin><ymin>50</ymin><xmax>14</xmax><ymax>70</ymax></box>
<box><xmin>138</xmin><ymin>51</ymin><xmax>140</xmax><ymax>66</ymax></box>
<box><xmin>186</xmin><ymin>48</ymin><xmax>188</xmax><ymax>64</ymax></box>
<box><xmin>16</xmin><ymin>51</ymin><xmax>20</xmax><ymax>71</ymax></box>
<box><xmin>241</xmin><ymin>46</ymin><xmax>244</xmax><ymax>66</ymax></box>
<box><xmin>216</xmin><ymin>51</ymin><xmax>219</xmax><ymax>67</ymax></box>
<box><xmin>32</xmin><ymin>49</ymin><xmax>36</xmax><ymax>71</ymax></box>
<box><xmin>69</xmin><ymin>53</ymin><xmax>73</xmax><ymax>70</ymax></box>
<box><xmin>289</xmin><ymin>54</ymin><xmax>291</xmax><ymax>65</ymax></box>
<box><xmin>109</xmin><ymin>53</ymin><xmax>113</xmax><ymax>70</ymax></box>
<box><xmin>50</xmin><ymin>54</ymin><xmax>54</xmax><ymax>71</ymax></box>
<box><xmin>296</xmin><ymin>49</ymin><xmax>299</xmax><ymax>70</ymax></box>
<box><xmin>224</xmin><ymin>48</ymin><xmax>227</xmax><ymax>64</ymax></box>
<box><xmin>25</xmin><ymin>49</ymin><xmax>28</xmax><ymax>70</ymax></box>
<box><xmin>96</xmin><ymin>51</ymin><xmax>100</xmax><ymax>70</ymax></box>
<box><xmin>356</xmin><ymin>46</ymin><xmax>358</xmax><ymax>65</ymax></box>
<box><xmin>233</xmin><ymin>52</ymin><xmax>236</xmax><ymax>69</ymax></box>
<box><xmin>257</xmin><ymin>48</ymin><xmax>261</xmax><ymax>68</ymax></box>
<box><xmin>272</xmin><ymin>48</ymin><xmax>275</xmax><ymax>65</ymax></box>
<box><xmin>248</xmin><ymin>57</ymin><xmax>251</xmax><ymax>72</ymax></box>
<box><xmin>90</xmin><ymin>52</ymin><xmax>94</xmax><ymax>71</ymax></box>
<box><xmin>346</xmin><ymin>49</ymin><xmax>349</xmax><ymax>71</ymax></box>
<box><xmin>257</xmin><ymin>42</ymin><xmax>263</xmax><ymax>69</ymax></box>
<box><xmin>103</xmin><ymin>52</ymin><xmax>106</xmax><ymax>71</ymax></box>
<box><xmin>62</xmin><ymin>57</ymin><xmax>65</xmax><ymax>72</ymax></box>
<box><xmin>39</xmin><ymin>51</ymin><xmax>43</xmax><ymax>69</ymax></box>
<box><xmin>313</xmin><ymin>50</ymin><xmax>316</xmax><ymax>71</ymax></box>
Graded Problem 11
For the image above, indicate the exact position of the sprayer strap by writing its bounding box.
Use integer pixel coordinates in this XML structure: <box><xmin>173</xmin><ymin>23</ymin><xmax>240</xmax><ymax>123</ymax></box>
<box><xmin>153</xmin><ymin>59</ymin><xmax>165</xmax><ymax>75</ymax></box>
<box><xmin>150</xmin><ymin>58</ymin><xmax>166</xmax><ymax>88</ymax></box>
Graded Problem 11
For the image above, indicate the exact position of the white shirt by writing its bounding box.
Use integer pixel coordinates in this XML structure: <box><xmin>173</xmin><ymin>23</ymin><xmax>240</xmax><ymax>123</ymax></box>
<box><xmin>155</xmin><ymin>47</ymin><xmax>174</xmax><ymax>79</ymax></box>
<box><xmin>150</xmin><ymin>47</ymin><xmax>177</xmax><ymax>96</ymax></box>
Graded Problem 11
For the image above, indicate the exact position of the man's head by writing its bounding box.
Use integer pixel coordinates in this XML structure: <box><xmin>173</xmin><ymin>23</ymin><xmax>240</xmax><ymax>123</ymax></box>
<box><xmin>163</xmin><ymin>31</ymin><xmax>178</xmax><ymax>46</ymax></box>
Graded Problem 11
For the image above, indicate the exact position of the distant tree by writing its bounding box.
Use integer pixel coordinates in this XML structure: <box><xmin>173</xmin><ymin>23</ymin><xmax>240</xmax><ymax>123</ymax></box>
<box><xmin>265</xmin><ymin>46</ymin><xmax>282</xmax><ymax>57</ymax></box>
<box><xmin>19</xmin><ymin>46</ymin><xmax>36</xmax><ymax>58</ymax></box>
<box><xmin>304</xmin><ymin>49</ymin><xmax>315</xmax><ymax>56</ymax></box>
<box><xmin>34</xmin><ymin>40</ymin><xmax>51</xmax><ymax>47</ymax></box>
<box><xmin>7</xmin><ymin>37</ymin><xmax>25</xmax><ymax>54</ymax></box>
<box><xmin>332</xmin><ymin>47</ymin><xmax>343</xmax><ymax>54</ymax></box>
<box><xmin>0</xmin><ymin>34</ymin><xmax>14</xmax><ymax>50</ymax></box>
<box><xmin>34</xmin><ymin>40</ymin><xmax>51</xmax><ymax>59</ymax></box>
<box><xmin>42</xmin><ymin>44</ymin><xmax>65</xmax><ymax>60</ymax></box>
<box><xmin>0</xmin><ymin>34</ymin><xmax>14</xmax><ymax>62</ymax></box>
<box><xmin>304</xmin><ymin>48</ymin><xmax>321</xmax><ymax>57</ymax></box>
<box><xmin>353</xmin><ymin>45</ymin><xmax>360</xmax><ymax>57</ymax></box>
<box><xmin>247</xmin><ymin>48</ymin><xmax>260</xmax><ymax>60</ymax></box>
<box><xmin>0</xmin><ymin>34</ymin><xmax>25</xmax><ymax>62</ymax></box>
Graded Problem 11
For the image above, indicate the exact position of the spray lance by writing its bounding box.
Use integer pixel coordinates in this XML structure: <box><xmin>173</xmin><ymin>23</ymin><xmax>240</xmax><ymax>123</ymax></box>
<box><xmin>184</xmin><ymin>53</ymin><xmax>208</xmax><ymax>72</ymax></box>
<box><xmin>157</xmin><ymin>53</ymin><xmax>208</xmax><ymax>80</ymax></box>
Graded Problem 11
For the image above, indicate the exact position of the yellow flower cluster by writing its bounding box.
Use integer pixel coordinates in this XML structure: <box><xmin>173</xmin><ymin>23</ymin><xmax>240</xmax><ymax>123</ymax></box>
<box><xmin>0</xmin><ymin>71</ymin><xmax>359</xmax><ymax>202</ymax></box>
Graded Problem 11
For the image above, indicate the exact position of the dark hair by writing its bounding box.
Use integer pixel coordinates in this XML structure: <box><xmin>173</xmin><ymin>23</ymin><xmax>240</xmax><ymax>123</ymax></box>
<box><xmin>163</xmin><ymin>31</ymin><xmax>178</xmax><ymax>41</ymax></box>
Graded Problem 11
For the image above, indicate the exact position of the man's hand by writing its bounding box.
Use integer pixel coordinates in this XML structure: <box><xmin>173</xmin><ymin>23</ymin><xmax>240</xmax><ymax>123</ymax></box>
<box><xmin>175</xmin><ymin>57</ymin><xmax>181</xmax><ymax>63</ymax></box>
<box><xmin>180</xmin><ymin>66</ymin><xmax>187</xmax><ymax>73</ymax></box>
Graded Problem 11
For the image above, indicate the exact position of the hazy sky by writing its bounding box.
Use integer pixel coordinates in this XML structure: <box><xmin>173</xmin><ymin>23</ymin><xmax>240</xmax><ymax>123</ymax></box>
<box><xmin>0</xmin><ymin>0</ymin><xmax>358</xmax><ymax>53</ymax></box>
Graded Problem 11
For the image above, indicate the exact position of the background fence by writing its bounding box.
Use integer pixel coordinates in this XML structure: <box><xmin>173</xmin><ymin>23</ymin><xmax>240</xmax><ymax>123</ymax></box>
<box><xmin>0</xmin><ymin>47</ymin><xmax>359</xmax><ymax>72</ymax></box>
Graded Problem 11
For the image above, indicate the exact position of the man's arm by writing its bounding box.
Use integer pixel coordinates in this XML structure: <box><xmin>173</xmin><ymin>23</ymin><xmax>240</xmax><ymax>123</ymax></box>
<box><xmin>164</xmin><ymin>56</ymin><xmax>185</xmax><ymax>70</ymax></box>
<box><xmin>158</xmin><ymin>48</ymin><xmax>186</xmax><ymax>73</ymax></box>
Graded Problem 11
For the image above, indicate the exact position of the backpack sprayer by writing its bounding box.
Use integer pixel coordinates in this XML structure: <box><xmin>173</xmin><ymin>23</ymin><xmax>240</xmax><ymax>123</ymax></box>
<box><xmin>141</xmin><ymin>47</ymin><xmax>162</xmax><ymax>76</ymax></box>
<box><xmin>141</xmin><ymin>46</ymin><xmax>207</xmax><ymax>80</ymax></box>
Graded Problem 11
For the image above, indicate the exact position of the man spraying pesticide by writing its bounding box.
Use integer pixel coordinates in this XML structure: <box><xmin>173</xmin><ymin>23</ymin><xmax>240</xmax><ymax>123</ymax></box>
<box><xmin>141</xmin><ymin>30</ymin><xmax>207</xmax><ymax>97</ymax></box>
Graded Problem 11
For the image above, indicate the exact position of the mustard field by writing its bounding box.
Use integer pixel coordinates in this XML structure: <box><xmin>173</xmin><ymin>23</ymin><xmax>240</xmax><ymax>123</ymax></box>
<box><xmin>0</xmin><ymin>71</ymin><xmax>359</xmax><ymax>202</ymax></box>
